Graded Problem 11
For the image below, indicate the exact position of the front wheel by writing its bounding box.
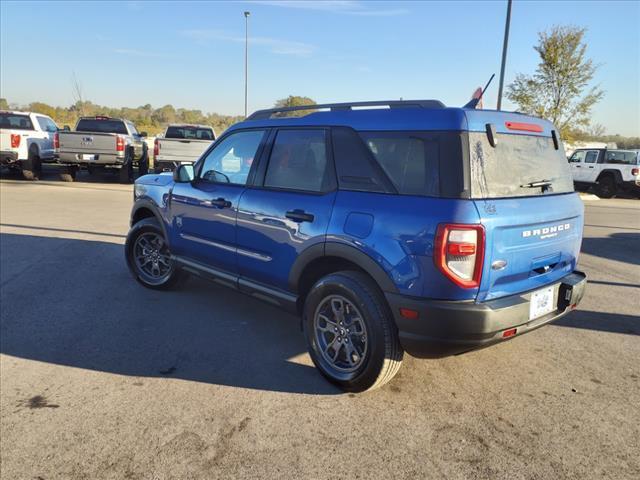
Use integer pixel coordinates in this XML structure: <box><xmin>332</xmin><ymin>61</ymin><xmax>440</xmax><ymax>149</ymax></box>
<box><xmin>303</xmin><ymin>271</ymin><xmax>403</xmax><ymax>392</ymax></box>
<box><xmin>125</xmin><ymin>218</ymin><xmax>185</xmax><ymax>290</ymax></box>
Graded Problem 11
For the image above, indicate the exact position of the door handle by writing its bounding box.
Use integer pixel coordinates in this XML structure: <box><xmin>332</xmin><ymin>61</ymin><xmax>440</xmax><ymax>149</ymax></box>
<box><xmin>286</xmin><ymin>209</ymin><xmax>314</xmax><ymax>223</ymax></box>
<box><xmin>588</xmin><ymin>166</ymin><xmax>595</xmax><ymax>169</ymax></box>
<box><xmin>210</xmin><ymin>197</ymin><xmax>231</xmax><ymax>208</ymax></box>
<box><xmin>575</xmin><ymin>165</ymin><xmax>581</xmax><ymax>168</ymax></box>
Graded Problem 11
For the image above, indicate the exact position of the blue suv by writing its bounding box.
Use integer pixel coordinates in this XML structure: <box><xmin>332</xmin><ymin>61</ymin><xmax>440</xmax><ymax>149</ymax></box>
<box><xmin>125</xmin><ymin>100</ymin><xmax>587</xmax><ymax>392</ymax></box>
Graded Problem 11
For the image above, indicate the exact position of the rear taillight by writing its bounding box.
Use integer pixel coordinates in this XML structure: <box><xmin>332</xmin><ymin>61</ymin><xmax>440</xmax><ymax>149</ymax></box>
<box><xmin>54</xmin><ymin>132</ymin><xmax>59</xmax><ymax>149</ymax></box>
<box><xmin>434</xmin><ymin>224</ymin><xmax>485</xmax><ymax>288</ymax></box>
<box><xmin>153</xmin><ymin>138</ymin><xmax>159</xmax><ymax>157</ymax></box>
<box><xmin>116</xmin><ymin>135</ymin><xmax>125</xmax><ymax>152</ymax></box>
<box><xmin>632</xmin><ymin>168</ymin><xmax>639</xmax><ymax>176</ymax></box>
<box><xmin>505</xmin><ymin>121</ymin><xmax>543</xmax><ymax>133</ymax></box>
<box><xmin>10</xmin><ymin>134</ymin><xmax>21</xmax><ymax>148</ymax></box>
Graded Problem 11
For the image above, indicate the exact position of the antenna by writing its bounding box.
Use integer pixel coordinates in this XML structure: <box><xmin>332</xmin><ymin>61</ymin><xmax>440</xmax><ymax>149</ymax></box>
<box><xmin>463</xmin><ymin>73</ymin><xmax>495</xmax><ymax>109</ymax></box>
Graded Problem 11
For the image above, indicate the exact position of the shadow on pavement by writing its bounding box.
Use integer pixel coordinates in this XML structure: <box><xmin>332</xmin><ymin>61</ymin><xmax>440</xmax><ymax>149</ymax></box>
<box><xmin>0</xmin><ymin>232</ymin><xmax>339</xmax><ymax>395</ymax></box>
<box><xmin>581</xmin><ymin>232</ymin><xmax>640</xmax><ymax>266</ymax></box>
<box><xmin>555</xmin><ymin>310</ymin><xmax>639</xmax><ymax>336</ymax></box>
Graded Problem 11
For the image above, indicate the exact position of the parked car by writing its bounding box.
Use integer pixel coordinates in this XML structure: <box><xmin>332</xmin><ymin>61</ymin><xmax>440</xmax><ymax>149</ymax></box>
<box><xmin>154</xmin><ymin>124</ymin><xmax>216</xmax><ymax>173</ymax></box>
<box><xmin>55</xmin><ymin>116</ymin><xmax>149</xmax><ymax>183</ymax></box>
<box><xmin>124</xmin><ymin>100</ymin><xmax>587</xmax><ymax>392</ymax></box>
<box><xmin>0</xmin><ymin>110</ymin><xmax>59</xmax><ymax>180</ymax></box>
<box><xmin>568</xmin><ymin>148</ymin><xmax>640</xmax><ymax>198</ymax></box>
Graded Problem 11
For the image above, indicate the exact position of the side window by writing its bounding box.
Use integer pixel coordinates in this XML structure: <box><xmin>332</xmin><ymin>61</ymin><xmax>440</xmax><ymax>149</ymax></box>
<box><xmin>569</xmin><ymin>151</ymin><xmax>585</xmax><ymax>163</ymax></box>
<box><xmin>264</xmin><ymin>129</ymin><xmax>333</xmax><ymax>193</ymax></box>
<box><xmin>199</xmin><ymin>130</ymin><xmax>266</xmax><ymax>185</ymax></box>
<box><xmin>36</xmin><ymin>116</ymin><xmax>57</xmax><ymax>133</ymax></box>
<box><xmin>585</xmin><ymin>151</ymin><xmax>599</xmax><ymax>164</ymax></box>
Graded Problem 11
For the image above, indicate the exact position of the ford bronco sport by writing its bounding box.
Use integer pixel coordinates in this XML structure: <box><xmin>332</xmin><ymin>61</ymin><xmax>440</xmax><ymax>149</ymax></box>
<box><xmin>125</xmin><ymin>100</ymin><xmax>587</xmax><ymax>392</ymax></box>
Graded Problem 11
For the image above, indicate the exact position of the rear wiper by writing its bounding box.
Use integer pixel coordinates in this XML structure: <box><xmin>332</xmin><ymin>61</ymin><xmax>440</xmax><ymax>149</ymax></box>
<box><xmin>520</xmin><ymin>180</ymin><xmax>553</xmax><ymax>188</ymax></box>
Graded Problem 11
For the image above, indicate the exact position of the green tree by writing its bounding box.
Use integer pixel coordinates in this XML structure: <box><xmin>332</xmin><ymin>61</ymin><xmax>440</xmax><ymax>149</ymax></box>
<box><xmin>273</xmin><ymin>95</ymin><xmax>316</xmax><ymax>117</ymax></box>
<box><xmin>0</xmin><ymin>98</ymin><xmax>9</xmax><ymax>110</ymax></box>
<box><xmin>506</xmin><ymin>26</ymin><xmax>604</xmax><ymax>141</ymax></box>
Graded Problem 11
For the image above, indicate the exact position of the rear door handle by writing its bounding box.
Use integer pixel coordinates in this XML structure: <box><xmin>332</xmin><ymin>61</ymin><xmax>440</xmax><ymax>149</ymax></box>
<box><xmin>286</xmin><ymin>209</ymin><xmax>314</xmax><ymax>223</ymax></box>
<box><xmin>588</xmin><ymin>166</ymin><xmax>595</xmax><ymax>168</ymax></box>
<box><xmin>211</xmin><ymin>197</ymin><xmax>231</xmax><ymax>208</ymax></box>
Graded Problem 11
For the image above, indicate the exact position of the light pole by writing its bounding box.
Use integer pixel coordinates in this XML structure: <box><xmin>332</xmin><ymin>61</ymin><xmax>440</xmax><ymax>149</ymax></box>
<box><xmin>244</xmin><ymin>11</ymin><xmax>250</xmax><ymax>118</ymax></box>
<box><xmin>496</xmin><ymin>0</ymin><xmax>512</xmax><ymax>110</ymax></box>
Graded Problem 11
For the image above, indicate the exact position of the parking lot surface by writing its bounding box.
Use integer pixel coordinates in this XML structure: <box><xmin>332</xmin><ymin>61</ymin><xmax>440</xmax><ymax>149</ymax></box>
<box><xmin>1</xmin><ymin>169</ymin><xmax>639</xmax><ymax>480</ymax></box>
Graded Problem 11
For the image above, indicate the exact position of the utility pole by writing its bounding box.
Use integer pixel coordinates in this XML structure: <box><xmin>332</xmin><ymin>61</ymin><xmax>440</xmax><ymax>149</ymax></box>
<box><xmin>497</xmin><ymin>0</ymin><xmax>512</xmax><ymax>110</ymax></box>
<box><xmin>244</xmin><ymin>11</ymin><xmax>250</xmax><ymax>118</ymax></box>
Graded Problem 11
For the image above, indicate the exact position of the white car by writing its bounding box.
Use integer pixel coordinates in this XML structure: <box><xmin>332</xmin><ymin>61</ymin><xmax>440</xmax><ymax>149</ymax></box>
<box><xmin>0</xmin><ymin>110</ymin><xmax>59</xmax><ymax>180</ymax></box>
<box><xmin>568</xmin><ymin>148</ymin><xmax>640</xmax><ymax>198</ymax></box>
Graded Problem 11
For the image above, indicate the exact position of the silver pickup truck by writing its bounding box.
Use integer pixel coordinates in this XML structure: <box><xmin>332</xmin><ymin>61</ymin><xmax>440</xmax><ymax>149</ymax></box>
<box><xmin>56</xmin><ymin>116</ymin><xmax>149</xmax><ymax>183</ymax></box>
<box><xmin>153</xmin><ymin>124</ymin><xmax>216</xmax><ymax>173</ymax></box>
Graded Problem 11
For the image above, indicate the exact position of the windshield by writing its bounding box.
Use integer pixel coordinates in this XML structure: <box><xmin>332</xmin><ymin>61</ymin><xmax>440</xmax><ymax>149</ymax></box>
<box><xmin>76</xmin><ymin>119</ymin><xmax>128</xmax><ymax>134</ymax></box>
<box><xmin>469</xmin><ymin>132</ymin><xmax>574</xmax><ymax>198</ymax></box>
<box><xmin>0</xmin><ymin>113</ymin><xmax>34</xmax><ymax>130</ymax></box>
<box><xmin>165</xmin><ymin>126</ymin><xmax>215</xmax><ymax>140</ymax></box>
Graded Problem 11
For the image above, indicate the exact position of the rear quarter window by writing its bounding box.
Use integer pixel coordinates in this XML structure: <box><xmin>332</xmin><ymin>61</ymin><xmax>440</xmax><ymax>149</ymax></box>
<box><xmin>469</xmin><ymin>132</ymin><xmax>574</xmax><ymax>198</ymax></box>
<box><xmin>604</xmin><ymin>150</ymin><xmax>637</xmax><ymax>165</ymax></box>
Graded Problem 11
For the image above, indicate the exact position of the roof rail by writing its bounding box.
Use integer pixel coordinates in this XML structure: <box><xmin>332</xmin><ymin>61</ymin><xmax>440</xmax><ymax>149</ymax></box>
<box><xmin>247</xmin><ymin>99</ymin><xmax>446</xmax><ymax>120</ymax></box>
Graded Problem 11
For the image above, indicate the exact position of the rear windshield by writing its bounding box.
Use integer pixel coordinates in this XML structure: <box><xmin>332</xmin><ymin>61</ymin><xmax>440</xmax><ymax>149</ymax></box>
<box><xmin>76</xmin><ymin>119</ymin><xmax>128</xmax><ymax>134</ymax></box>
<box><xmin>0</xmin><ymin>113</ymin><xmax>34</xmax><ymax>130</ymax></box>
<box><xmin>469</xmin><ymin>132</ymin><xmax>574</xmax><ymax>198</ymax></box>
<box><xmin>165</xmin><ymin>126</ymin><xmax>215</xmax><ymax>140</ymax></box>
<box><xmin>604</xmin><ymin>150</ymin><xmax>638</xmax><ymax>165</ymax></box>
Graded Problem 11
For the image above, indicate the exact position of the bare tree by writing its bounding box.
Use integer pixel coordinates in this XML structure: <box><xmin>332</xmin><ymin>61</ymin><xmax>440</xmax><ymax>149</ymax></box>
<box><xmin>71</xmin><ymin>71</ymin><xmax>85</xmax><ymax>116</ymax></box>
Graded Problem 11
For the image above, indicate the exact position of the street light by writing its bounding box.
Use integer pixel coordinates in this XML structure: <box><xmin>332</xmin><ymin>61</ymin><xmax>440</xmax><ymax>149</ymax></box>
<box><xmin>497</xmin><ymin>0</ymin><xmax>512</xmax><ymax>110</ymax></box>
<box><xmin>244</xmin><ymin>11</ymin><xmax>250</xmax><ymax>118</ymax></box>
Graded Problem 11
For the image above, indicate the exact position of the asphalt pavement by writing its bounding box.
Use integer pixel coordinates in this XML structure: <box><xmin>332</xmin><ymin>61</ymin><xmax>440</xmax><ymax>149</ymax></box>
<box><xmin>1</xmin><ymin>169</ymin><xmax>638</xmax><ymax>480</ymax></box>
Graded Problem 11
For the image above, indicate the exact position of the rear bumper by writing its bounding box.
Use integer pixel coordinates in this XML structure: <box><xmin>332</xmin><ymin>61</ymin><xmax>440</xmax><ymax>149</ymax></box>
<box><xmin>1</xmin><ymin>151</ymin><xmax>19</xmax><ymax>165</ymax></box>
<box><xmin>57</xmin><ymin>152</ymin><xmax>125</xmax><ymax>166</ymax></box>
<box><xmin>154</xmin><ymin>160</ymin><xmax>187</xmax><ymax>172</ymax></box>
<box><xmin>386</xmin><ymin>271</ymin><xmax>587</xmax><ymax>358</ymax></box>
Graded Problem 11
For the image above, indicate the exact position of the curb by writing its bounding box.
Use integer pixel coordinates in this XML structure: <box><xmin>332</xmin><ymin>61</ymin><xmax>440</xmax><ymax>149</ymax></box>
<box><xmin>579</xmin><ymin>193</ymin><xmax>600</xmax><ymax>201</ymax></box>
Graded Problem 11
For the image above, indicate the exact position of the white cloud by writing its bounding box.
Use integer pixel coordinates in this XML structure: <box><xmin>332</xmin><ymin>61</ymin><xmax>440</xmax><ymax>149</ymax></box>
<box><xmin>251</xmin><ymin>0</ymin><xmax>408</xmax><ymax>16</ymax></box>
<box><xmin>182</xmin><ymin>29</ymin><xmax>315</xmax><ymax>57</ymax></box>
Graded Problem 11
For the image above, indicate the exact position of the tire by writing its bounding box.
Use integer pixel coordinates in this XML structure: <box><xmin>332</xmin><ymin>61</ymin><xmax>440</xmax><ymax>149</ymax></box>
<box><xmin>303</xmin><ymin>271</ymin><xmax>403</xmax><ymax>392</ymax></box>
<box><xmin>22</xmin><ymin>149</ymin><xmax>42</xmax><ymax>180</ymax></box>
<box><xmin>125</xmin><ymin>217</ymin><xmax>185</xmax><ymax>290</ymax></box>
<box><xmin>596</xmin><ymin>175</ymin><xmax>617</xmax><ymax>198</ymax></box>
<box><xmin>138</xmin><ymin>145</ymin><xmax>149</xmax><ymax>177</ymax></box>
<box><xmin>119</xmin><ymin>148</ymin><xmax>134</xmax><ymax>184</ymax></box>
<box><xmin>59</xmin><ymin>166</ymin><xmax>78</xmax><ymax>182</ymax></box>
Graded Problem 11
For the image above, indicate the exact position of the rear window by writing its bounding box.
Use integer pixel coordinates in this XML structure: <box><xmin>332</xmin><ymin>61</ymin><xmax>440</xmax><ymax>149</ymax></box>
<box><xmin>469</xmin><ymin>132</ymin><xmax>574</xmax><ymax>198</ymax></box>
<box><xmin>0</xmin><ymin>113</ymin><xmax>34</xmax><ymax>130</ymax></box>
<box><xmin>165</xmin><ymin>126</ymin><xmax>215</xmax><ymax>140</ymax></box>
<box><xmin>604</xmin><ymin>150</ymin><xmax>638</xmax><ymax>165</ymax></box>
<box><xmin>76</xmin><ymin>119</ymin><xmax>128</xmax><ymax>134</ymax></box>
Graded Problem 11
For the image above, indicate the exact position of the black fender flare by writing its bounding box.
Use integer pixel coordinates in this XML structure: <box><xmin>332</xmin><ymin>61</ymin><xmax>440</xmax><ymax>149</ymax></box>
<box><xmin>130</xmin><ymin>199</ymin><xmax>169</xmax><ymax>242</ymax></box>
<box><xmin>288</xmin><ymin>241</ymin><xmax>399</xmax><ymax>294</ymax></box>
<box><xmin>597</xmin><ymin>169</ymin><xmax>624</xmax><ymax>184</ymax></box>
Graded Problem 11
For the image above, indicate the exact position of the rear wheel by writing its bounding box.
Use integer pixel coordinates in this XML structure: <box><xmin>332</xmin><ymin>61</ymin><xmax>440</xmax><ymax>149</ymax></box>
<box><xmin>125</xmin><ymin>217</ymin><xmax>185</xmax><ymax>290</ymax></box>
<box><xmin>22</xmin><ymin>149</ymin><xmax>42</xmax><ymax>180</ymax></box>
<box><xmin>138</xmin><ymin>145</ymin><xmax>149</xmax><ymax>177</ymax></box>
<box><xmin>303</xmin><ymin>271</ymin><xmax>403</xmax><ymax>392</ymax></box>
<box><xmin>597</xmin><ymin>175</ymin><xmax>617</xmax><ymax>198</ymax></box>
<box><xmin>59</xmin><ymin>165</ymin><xmax>78</xmax><ymax>182</ymax></box>
<box><xmin>119</xmin><ymin>148</ymin><xmax>134</xmax><ymax>184</ymax></box>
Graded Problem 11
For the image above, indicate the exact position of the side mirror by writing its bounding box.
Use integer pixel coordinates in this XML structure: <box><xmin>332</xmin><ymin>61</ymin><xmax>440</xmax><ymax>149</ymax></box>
<box><xmin>173</xmin><ymin>164</ymin><xmax>195</xmax><ymax>183</ymax></box>
<box><xmin>140</xmin><ymin>131</ymin><xmax>148</xmax><ymax>137</ymax></box>
<box><xmin>63</xmin><ymin>125</ymin><xmax>71</xmax><ymax>131</ymax></box>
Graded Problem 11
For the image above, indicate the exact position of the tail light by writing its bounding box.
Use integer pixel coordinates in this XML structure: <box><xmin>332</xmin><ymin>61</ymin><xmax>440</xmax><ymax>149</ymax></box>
<box><xmin>505</xmin><ymin>121</ymin><xmax>543</xmax><ymax>133</ymax></box>
<box><xmin>54</xmin><ymin>132</ymin><xmax>59</xmax><ymax>149</ymax></box>
<box><xmin>116</xmin><ymin>135</ymin><xmax>125</xmax><ymax>152</ymax></box>
<box><xmin>434</xmin><ymin>224</ymin><xmax>485</xmax><ymax>288</ymax></box>
<box><xmin>10</xmin><ymin>134</ymin><xmax>21</xmax><ymax>148</ymax></box>
<box><xmin>632</xmin><ymin>168</ymin><xmax>639</xmax><ymax>176</ymax></box>
<box><xmin>153</xmin><ymin>138</ymin><xmax>159</xmax><ymax>157</ymax></box>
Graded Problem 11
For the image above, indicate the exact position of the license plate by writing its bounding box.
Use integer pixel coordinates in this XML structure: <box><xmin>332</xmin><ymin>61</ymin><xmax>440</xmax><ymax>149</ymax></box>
<box><xmin>82</xmin><ymin>154</ymin><xmax>96</xmax><ymax>161</ymax></box>
<box><xmin>529</xmin><ymin>286</ymin><xmax>555</xmax><ymax>320</ymax></box>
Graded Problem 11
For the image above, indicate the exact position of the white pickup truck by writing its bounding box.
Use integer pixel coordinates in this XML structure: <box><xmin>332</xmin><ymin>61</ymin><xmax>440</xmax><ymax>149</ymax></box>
<box><xmin>0</xmin><ymin>110</ymin><xmax>59</xmax><ymax>180</ymax></box>
<box><xmin>569</xmin><ymin>148</ymin><xmax>640</xmax><ymax>198</ymax></box>
<box><xmin>153</xmin><ymin>124</ymin><xmax>216</xmax><ymax>173</ymax></box>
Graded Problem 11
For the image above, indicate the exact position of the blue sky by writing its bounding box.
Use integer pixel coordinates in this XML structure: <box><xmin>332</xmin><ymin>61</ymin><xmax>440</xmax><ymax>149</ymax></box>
<box><xmin>1</xmin><ymin>0</ymin><xmax>638</xmax><ymax>135</ymax></box>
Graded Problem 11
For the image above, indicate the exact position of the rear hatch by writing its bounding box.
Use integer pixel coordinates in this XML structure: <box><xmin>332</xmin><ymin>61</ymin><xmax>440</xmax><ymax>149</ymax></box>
<box><xmin>465</xmin><ymin>111</ymin><xmax>583</xmax><ymax>302</ymax></box>
<box><xmin>157</xmin><ymin>138</ymin><xmax>212</xmax><ymax>163</ymax></box>
<box><xmin>58</xmin><ymin>118</ymin><xmax>127</xmax><ymax>156</ymax></box>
